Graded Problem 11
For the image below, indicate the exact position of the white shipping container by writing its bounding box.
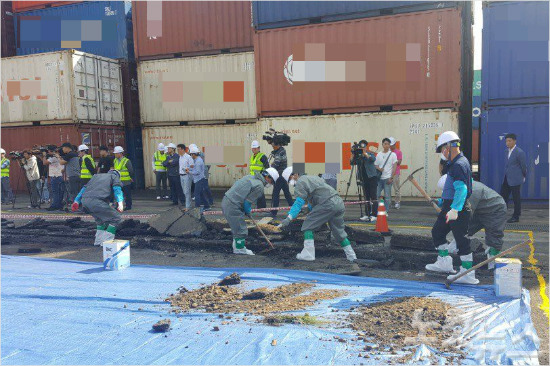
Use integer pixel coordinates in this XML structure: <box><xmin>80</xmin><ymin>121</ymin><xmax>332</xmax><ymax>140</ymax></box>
<box><xmin>1</xmin><ymin>50</ymin><xmax>124</xmax><ymax>125</ymax></box>
<box><xmin>138</xmin><ymin>52</ymin><xmax>256</xmax><ymax>124</ymax></box>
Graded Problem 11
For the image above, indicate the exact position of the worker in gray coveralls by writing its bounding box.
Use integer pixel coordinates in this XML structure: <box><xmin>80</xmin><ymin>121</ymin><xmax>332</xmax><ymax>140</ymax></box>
<box><xmin>72</xmin><ymin>170</ymin><xmax>124</xmax><ymax>246</ymax></box>
<box><xmin>222</xmin><ymin>168</ymin><xmax>279</xmax><ymax>255</ymax></box>
<box><xmin>277</xmin><ymin>167</ymin><xmax>357</xmax><ymax>262</ymax></box>
<box><xmin>438</xmin><ymin>174</ymin><xmax>506</xmax><ymax>269</ymax></box>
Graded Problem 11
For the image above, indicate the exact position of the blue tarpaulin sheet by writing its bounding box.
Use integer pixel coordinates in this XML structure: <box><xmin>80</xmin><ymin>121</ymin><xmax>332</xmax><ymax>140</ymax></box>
<box><xmin>1</xmin><ymin>256</ymin><xmax>540</xmax><ymax>365</ymax></box>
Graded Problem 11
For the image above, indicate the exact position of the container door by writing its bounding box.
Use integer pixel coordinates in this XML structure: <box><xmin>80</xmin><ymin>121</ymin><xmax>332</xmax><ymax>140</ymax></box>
<box><xmin>97</xmin><ymin>59</ymin><xmax>124</xmax><ymax>123</ymax></box>
<box><xmin>73</xmin><ymin>53</ymin><xmax>99</xmax><ymax>122</ymax></box>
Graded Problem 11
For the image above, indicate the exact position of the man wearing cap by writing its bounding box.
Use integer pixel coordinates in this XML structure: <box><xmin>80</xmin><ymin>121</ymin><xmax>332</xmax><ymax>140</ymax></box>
<box><xmin>72</xmin><ymin>170</ymin><xmax>124</xmax><ymax>246</ymax></box>
<box><xmin>249</xmin><ymin>140</ymin><xmax>269</xmax><ymax>209</ymax></box>
<box><xmin>78</xmin><ymin>144</ymin><xmax>96</xmax><ymax>187</ymax></box>
<box><xmin>153</xmin><ymin>143</ymin><xmax>169</xmax><ymax>200</ymax></box>
<box><xmin>389</xmin><ymin>137</ymin><xmax>403</xmax><ymax>209</ymax></box>
<box><xmin>1</xmin><ymin>148</ymin><xmax>14</xmax><ymax>204</ymax></box>
<box><xmin>59</xmin><ymin>143</ymin><xmax>81</xmax><ymax>205</ymax></box>
<box><xmin>277</xmin><ymin>167</ymin><xmax>357</xmax><ymax>262</ymax></box>
<box><xmin>188</xmin><ymin>145</ymin><xmax>210</xmax><ymax>213</ymax></box>
<box><xmin>222</xmin><ymin>168</ymin><xmax>279</xmax><ymax>255</ymax></box>
<box><xmin>113</xmin><ymin>146</ymin><xmax>134</xmax><ymax>210</ymax></box>
<box><xmin>163</xmin><ymin>143</ymin><xmax>184</xmax><ymax>206</ymax></box>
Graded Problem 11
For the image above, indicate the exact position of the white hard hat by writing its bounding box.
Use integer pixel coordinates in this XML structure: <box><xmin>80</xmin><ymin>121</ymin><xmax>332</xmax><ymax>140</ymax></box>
<box><xmin>265</xmin><ymin>167</ymin><xmax>279</xmax><ymax>182</ymax></box>
<box><xmin>389</xmin><ymin>137</ymin><xmax>396</xmax><ymax>146</ymax></box>
<box><xmin>78</xmin><ymin>144</ymin><xmax>89</xmax><ymax>151</ymax></box>
<box><xmin>438</xmin><ymin>174</ymin><xmax>448</xmax><ymax>191</ymax></box>
<box><xmin>0</xmin><ymin>148</ymin><xmax>5</xmax><ymax>154</ymax></box>
<box><xmin>113</xmin><ymin>146</ymin><xmax>124</xmax><ymax>154</ymax></box>
<box><xmin>251</xmin><ymin>140</ymin><xmax>260</xmax><ymax>149</ymax></box>
<box><xmin>189</xmin><ymin>146</ymin><xmax>200</xmax><ymax>154</ymax></box>
<box><xmin>157</xmin><ymin>143</ymin><xmax>165</xmax><ymax>151</ymax></box>
<box><xmin>436</xmin><ymin>131</ymin><xmax>460</xmax><ymax>152</ymax></box>
<box><xmin>282</xmin><ymin>166</ymin><xmax>293</xmax><ymax>182</ymax></box>
<box><xmin>189</xmin><ymin>144</ymin><xmax>198</xmax><ymax>150</ymax></box>
<box><xmin>167</xmin><ymin>143</ymin><xmax>177</xmax><ymax>149</ymax></box>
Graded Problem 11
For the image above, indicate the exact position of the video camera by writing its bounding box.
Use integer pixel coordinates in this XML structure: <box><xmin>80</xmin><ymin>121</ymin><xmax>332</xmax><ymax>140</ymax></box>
<box><xmin>350</xmin><ymin>140</ymin><xmax>367</xmax><ymax>165</ymax></box>
<box><xmin>8</xmin><ymin>151</ymin><xmax>24</xmax><ymax>160</ymax></box>
<box><xmin>262</xmin><ymin>128</ymin><xmax>291</xmax><ymax>147</ymax></box>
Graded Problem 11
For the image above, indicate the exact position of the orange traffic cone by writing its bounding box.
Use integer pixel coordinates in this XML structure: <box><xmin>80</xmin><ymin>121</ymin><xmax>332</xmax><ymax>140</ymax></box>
<box><xmin>375</xmin><ymin>199</ymin><xmax>391</xmax><ymax>235</ymax></box>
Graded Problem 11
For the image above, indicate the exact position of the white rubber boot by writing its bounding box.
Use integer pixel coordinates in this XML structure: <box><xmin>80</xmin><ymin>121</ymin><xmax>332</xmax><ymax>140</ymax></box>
<box><xmin>343</xmin><ymin>245</ymin><xmax>357</xmax><ymax>262</ymax></box>
<box><xmin>447</xmin><ymin>239</ymin><xmax>459</xmax><ymax>254</ymax></box>
<box><xmin>485</xmin><ymin>246</ymin><xmax>500</xmax><ymax>270</ymax></box>
<box><xmin>447</xmin><ymin>253</ymin><xmax>479</xmax><ymax>285</ymax></box>
<box><xmin>297</xmin><ymin>239</ymin><xmax>315</xmax><ymax>261</ymax></box>
<box><xmin>425</xmin><ymin>245</ymin><xmax>456</xmax><ymax>273</ymax></box>
<box><xmin>103</xmin><ymin>231</ymin><xmax>115</xmax><ymax>244</ymax></box>
<box><xmin>232</xmin><ymin>239</ymin><xmax>254</xmax><ymax>256</ymax></box>
<box><xmin>94</xmin><ymin>228</ymin><xmax>106</xmax><ymax>246</ymax></box>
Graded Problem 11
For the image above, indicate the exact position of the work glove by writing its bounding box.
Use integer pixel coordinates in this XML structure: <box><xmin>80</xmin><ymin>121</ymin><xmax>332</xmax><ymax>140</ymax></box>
<box><xmin>71</xmin><ymin>202</ymin><xmax>79</xmax><ymax>212</ymax></box>
<box><xmin>117</xmin><ymin>202</ymin><xmax>124</xmax><ymax>213</ymax></box>
<box><xmin>277</xmin><ymin>216</ymin><xmax>292</xmax><ymax>229</ymax></box>
<box><xmin>446</xmin><ymin>209</ymin><xmax>458</xmax><ymax>223</ymax></box>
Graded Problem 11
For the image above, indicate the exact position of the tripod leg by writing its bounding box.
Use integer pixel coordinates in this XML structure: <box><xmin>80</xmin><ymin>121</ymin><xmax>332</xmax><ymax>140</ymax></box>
<box><xmin>12</xmin><ymin>170</ymin><xmax>23</xmax><ymax>209</ymax></box>
<box><xmin>344</xmin><ymin>164</ymin><xmax>355</xmax><ymax>202</ymax></box>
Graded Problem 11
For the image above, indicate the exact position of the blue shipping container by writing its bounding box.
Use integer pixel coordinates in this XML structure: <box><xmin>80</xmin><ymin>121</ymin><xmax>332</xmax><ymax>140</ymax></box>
<box><xmin>482</xmin><ymin>1</ymin><xmax>549</xmax><ymax>105</ymax></box>
<box><xmin>252</xmin><ymin>1</ymin><xmax>459</xmax><ymax>30</ymax></box>
<box><xmin>480</xmin><ymin>104</ymin><xmax>549</xmax><ymax>200</ymax></box>
<box><xmin>15</xmin><ymin>1</ymin><xmax>133</xmax><ymax>60</ymax></box>
<box><xmin>125</xmin><ymin>127</ymin><xmax>145</xmax><ymax>189</ymax></box>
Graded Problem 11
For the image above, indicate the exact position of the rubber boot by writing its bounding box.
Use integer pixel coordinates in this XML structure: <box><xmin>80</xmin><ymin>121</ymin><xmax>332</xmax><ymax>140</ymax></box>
<box><xmin>94</xmin><ymin>225</ymin><xmax>107</xmax><ymax>246</ymax></box>
<box><xmin>447</xmin><ymin>253</ymin><xmax>479</xmax><ymax>285</ymax></box>
<box><xmin>103</xmin><ymin>224</ymin><xmax>116</xmax><ymax>244</ymax></box>
<box><xmin>425</xmin><ymin>244</ymin><xmax>456</xmax><ymax>273</ymax></box>
<box><xmin>485</xmin><ymin>246</ymin><xmax>500</xmax><ymax>270</ymax></box>
<box><xmin>341</xmin><ymin>238</ymin><xmax>357</xmax><ymax>262</ymax></box>
<box><xmin>447</xmin><ymin>239</ymin><xmax>459</xmax><ymax>255</ymax></box>
<box><xmin>297</xmin><ymin>231</ymin><xmax>315</xmax><ymax>261</ymax></box>
<box><xmin>232</xmin><ymin>238</ymin><xmax>254</xmax><ymax>256</ymax></box>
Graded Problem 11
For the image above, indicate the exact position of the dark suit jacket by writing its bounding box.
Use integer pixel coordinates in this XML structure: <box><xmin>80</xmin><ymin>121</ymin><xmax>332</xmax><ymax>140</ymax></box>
<box><xmin>504</xmin><ymin>146</ymin><xmax>527</xmax><ymax>186</ymax></box>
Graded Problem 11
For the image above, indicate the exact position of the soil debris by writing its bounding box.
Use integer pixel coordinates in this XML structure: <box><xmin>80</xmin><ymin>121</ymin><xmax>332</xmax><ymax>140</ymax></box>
<box><xmin>152</xmin><ymin>319</ymin><xmax>171</xmax><ymax>332</ymax></box>
<box><xmin>262</xmin><ymin>313</ymin><xmax>323</xmax><ymax>326</ymax></box>
<box><xmin>218</xmin><ymin>273</ymin><xmax>241</xmax><ymax>286</ymax></box>
<box><xmin>167</xmin><ymin>282</ymin><xmax>345</xmax><ymax>315</ymax></box>
<box><xmin>348</xmin><ymin>296</ymin><xmax>462</xmax><ymax>352</ymax></box>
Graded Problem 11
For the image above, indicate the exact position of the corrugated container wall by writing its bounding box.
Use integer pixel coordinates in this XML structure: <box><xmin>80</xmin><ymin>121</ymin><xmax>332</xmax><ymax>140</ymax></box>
<box><xmin>480</xmin><ymin>104</ymin><xmax>549</xmax><ymax>200</ymax></box>
<box><xmin>12</xmin><ymin>1</ymin><xmax>81</xmax><ymax>12</ymax></box>
<box><xmin>1</xmin><ymin>1</ymin><xmax>16</xmax><ymax>58</ymax></box>
<box><xmin>254</xmin><ymin>7</ymin><xmax>463</xmax><ymax>117</ymax></box>
<box><xmin>14</xmin><ymin>1</ymin><xmax>134</xmax><ymax>60</ymax></box>
<box><xmin>252</xmin><ymin>1</ymin><xmax>459</xmax><ymax>29</ymax></box>
<box><xmin>1</xmin><ymin>124</ymin><xmax>126</xmax><ymax>191</ymax></box>
<box><xmin>142</xmin><ymin>124</ymin><xmax>257</xmax><ymax>189</ymax></box>
<box><xmin>138</xmin><ymin>52</ymin><xmax>256</xmax><ymax>124</ymax></box>
<box><xmin>481</xmin><ymin>1</ymin><xmax>549</xmax><ymax>106</ymax></box>
<box><xmin>1</xmin><ymin>50</ymin><xmax>124</xmax><ymax>125</ymax></box>
<box><xmin>132</xmin><ymin>1</ymin><xmax>253</xmax><ymax>61</ymax></box>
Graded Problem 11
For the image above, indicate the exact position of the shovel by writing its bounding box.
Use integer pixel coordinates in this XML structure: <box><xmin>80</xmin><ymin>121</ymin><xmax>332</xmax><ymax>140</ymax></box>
<box><xmin>249</xmin><ymin>214</ymin><xmax>275</xmax><ymax>250</ymax></box>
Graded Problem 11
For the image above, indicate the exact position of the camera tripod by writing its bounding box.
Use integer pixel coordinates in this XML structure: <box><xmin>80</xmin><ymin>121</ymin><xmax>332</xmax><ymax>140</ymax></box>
<box><xmin>343</xmin><ymin>161</ymin><xmax>368</xmax><ymax>219</ymax></box>
<box><xmin>11</xmin><ymin>163</ymin><xmax>32</xmax><ymax>209</ymax></box>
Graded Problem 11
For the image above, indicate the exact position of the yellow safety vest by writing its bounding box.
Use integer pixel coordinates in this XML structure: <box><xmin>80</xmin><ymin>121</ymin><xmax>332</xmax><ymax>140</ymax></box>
<box><xmin>249</xmin><ymin>152</ymin><xmax>265</xmax><ymax>175</ymax></box>
<box><xmin>1</xmin><ymin>158</ymin><xmax>9</xmax><ymax>177</ymax></box>
<box><xmin>80</xmin><ymin>155</ymin><xmax>96</xmax><ymax>179</ymax></box>
<box><xmin>114</xmin><ymin>157</ymin><xmax>131</xmax><ymax>182</ymax></box>
<box><xmin>154</xmin><ymin>151</ymin><xmax>167</xmax><ymax>172</ymax></box>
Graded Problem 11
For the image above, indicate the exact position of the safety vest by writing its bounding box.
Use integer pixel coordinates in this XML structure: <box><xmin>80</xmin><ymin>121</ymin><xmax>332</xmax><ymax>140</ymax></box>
<box><xmin>249</xmin><ymin>152</ymin><xmax>265</xmax><ymax>175</ymax></box>
<box><xmin>154</xmin><ymin>151</ymin><xmax>167</xmax><ymax>172</ymax></box>
<box><xmin>80</xmin><ymin>155</ymin><xmax>96</xmax><ymax>179</ymax></box>
<box><xmin>114</xmin><ymin>157</ymin><xmax>131</xmax><ymax>182</ymax></box>
<box><xmin>1</xmin><ymin>158</ymin><xmax>9</xmax><ymax>177</ymax></box>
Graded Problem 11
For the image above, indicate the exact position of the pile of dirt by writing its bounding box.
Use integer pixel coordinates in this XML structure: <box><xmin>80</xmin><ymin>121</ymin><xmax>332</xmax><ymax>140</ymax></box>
<box><xmin>152</xmin><ymin>319</ymin><xmax>171</xmax><ymax>332</ymax></box>
<box><xmin>167</xmin><ymin>280</ymin><xmax>345</xmax><ymax>315</ymax></box>
<box><xmin>348</xmin><ymin>296</ymin><xmax>462</xmax><ymax>352</ymax></box>
<box><xmin>218</xmin><ymin>273</ymin><xmax>241</xmax><ymax>286</ymax></box>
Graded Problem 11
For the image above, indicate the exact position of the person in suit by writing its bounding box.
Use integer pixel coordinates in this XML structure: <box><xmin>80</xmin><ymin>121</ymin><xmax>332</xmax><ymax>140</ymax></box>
<box><xmin>500</xmin><ymin>133</ymin><xmax>527</xmax><ymax>223</ymax></box>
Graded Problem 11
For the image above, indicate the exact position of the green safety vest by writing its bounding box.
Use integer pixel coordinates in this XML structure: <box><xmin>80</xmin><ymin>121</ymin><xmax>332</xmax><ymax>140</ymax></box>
<box><xmin>1</xmin><ymin>158</ymin><xmax>9</xmax><ymax>177</ymax></box>
<box><xmin>80</xmin><ymin>155</ymin><xmax>96</xmax><ymax>179</ymax></box>
<box><xmin>154</xmin><ymin>151</ymin><xmax>167</xmax><ymax>172</ymax></box>
<box><xmin>114</xmin><ymin>157</ymin><xmax>131</xmax><ymax>182</ymax></box>
<box><xmin>249</xmin><ymin>152</ymin><xmax>265</xmax><ymax>175</ymax></box>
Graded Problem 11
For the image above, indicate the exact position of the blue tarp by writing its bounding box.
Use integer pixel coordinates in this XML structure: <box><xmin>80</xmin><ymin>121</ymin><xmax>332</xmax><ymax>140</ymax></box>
<box><xmin>1</xmin><ymin>256</ymin><xmax>540</xmax><ymax>365</ymax></box>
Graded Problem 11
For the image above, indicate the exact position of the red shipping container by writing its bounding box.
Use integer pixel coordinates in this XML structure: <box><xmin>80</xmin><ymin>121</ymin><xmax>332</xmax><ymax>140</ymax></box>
<box><xmin>254</xmin><ymin>7</ymin><xmax>463</xmax><ymax>116</ymax></box>
<box><xmin>1</xmin><ymin>124</ymin><xmax>125</xmax><ymax>192</ymax></box>
<box><xmin>132</xmin><ymin>1</ymin><xmax>253</xmax><ymax>61</ymax></box>
<box><xmin>120</xmin><ymin>60</ymin><xmax>140</xmax><ymax>130</ymax></box>
<box><xmin>11</xmin><ymin>1</ymin><xmax>80</xmax><ymax>12</ymax></box>
<box><xmin>1</xmin><ymin>1</ymin><xmax>16</xmax><ymax>58</ymax></box>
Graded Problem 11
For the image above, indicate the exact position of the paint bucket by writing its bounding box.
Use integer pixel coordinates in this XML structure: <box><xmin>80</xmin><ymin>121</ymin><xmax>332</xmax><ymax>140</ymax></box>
<box><xmin>494</xmin><ymin>258</ymin><xmax>522</xmax><ymax>298</ymax></box>
<box><xmin>103</xmin><ymin>240</ymin><xmax>131</xmax><ymax>270</ymax></box>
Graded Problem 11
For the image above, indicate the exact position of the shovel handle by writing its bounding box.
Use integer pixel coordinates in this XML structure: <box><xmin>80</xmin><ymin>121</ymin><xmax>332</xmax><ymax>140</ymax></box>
<box><xmin>249</xmin><ymin>215</ymin><xmax>275</xmax><ymax>249</ymax></box>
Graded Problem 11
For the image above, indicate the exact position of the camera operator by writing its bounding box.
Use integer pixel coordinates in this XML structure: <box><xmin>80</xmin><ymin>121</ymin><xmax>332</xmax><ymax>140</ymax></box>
<box><xmin>41</xmin><ymin>146</ymin><xmax>65</xmax><ymax>211</ymax></box>
<box><xmin>36</xmin><ymin>151</ymin><xmax>50</xmax><ymax>204</ymax></box>
<box><xmin>269</xmin><ymin>141</ymin><xmax>294</xmax><ymax>218</ymax></box>
<box><xmin>352</xmin><ymin>140</ymin><xmax>379</xmax><ymax>221</ymax></box>
<box><xmin>58</xmin><ymin>143</ymin><xmax>81</xmax><ymax>203</ymax></box>
<box><xmin>21</xmin><ymin>150</ymin><xmax>40</xmax><ymax>208</ymax></box>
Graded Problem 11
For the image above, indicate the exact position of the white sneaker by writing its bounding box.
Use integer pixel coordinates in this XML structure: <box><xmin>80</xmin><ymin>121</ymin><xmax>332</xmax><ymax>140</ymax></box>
<box><xmin>156</xmin><ymin>196</ymin><xmax>161</xmax><ymax>200</ymax></box>
<box><xmin>343</xmin><ymin>245</ymin><xmax>357</xmax><ymax>262</ymax></box>
<box><xmin>447</xmin><ymin>239</ymin><xmax>459</xmax><ymax>254</ymax></box>
<box><xmin>485</xmin><ymin>247</ymin><xmax>499</xmax><ymax>270</ymax></box>
<box><xmin>360</xmin><ymin>215</ymin><xmax>370</xmax><ymax>221</ymax></box>
<box><xmin>164</xmin><ymin>196</ymin><xmax>170</xmax><ymax>199</ymax></box>
<box><xmin>447</xmin><ymin>266</ymin><xmax>479</xmax><ymax>285</ymax></box>
<box><xmin>425</xmin><ymin>255</ymin><xmax>456</xmax><ymax>273</ymax></box>
<box><xmin>395</xmin><ymin>203</ymin><xmax>400</xmax><ymax>209</ymax></box>
<box><xmin>192</xmin><ymin>197</ymin><xmax>195</xmax><ymax>201</ymax></box>
<box><xmin>297</xmin><ymin>239</ymin><xmax>315</xmax><ymax>261</ymax></box>
<box><xmin>232</xmin><ymin>240</ymin><xmax>254</xmax><ymax>256</ymax></box>
<box><xmin>370</xmin><ymin>216</ymin><xmax>377</xmax><ymax>222</ymax></box>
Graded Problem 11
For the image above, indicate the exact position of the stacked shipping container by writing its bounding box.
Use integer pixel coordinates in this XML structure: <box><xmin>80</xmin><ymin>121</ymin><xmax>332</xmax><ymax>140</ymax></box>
<box><xmin>1</xmin><ymin>1</ymin><xmax>16</xmax><ymax>58</ymax></box>
<box><xmin>480</xmin><ymin>1</ymin><xmax>549</xmax><ymax>200</ymax></box>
